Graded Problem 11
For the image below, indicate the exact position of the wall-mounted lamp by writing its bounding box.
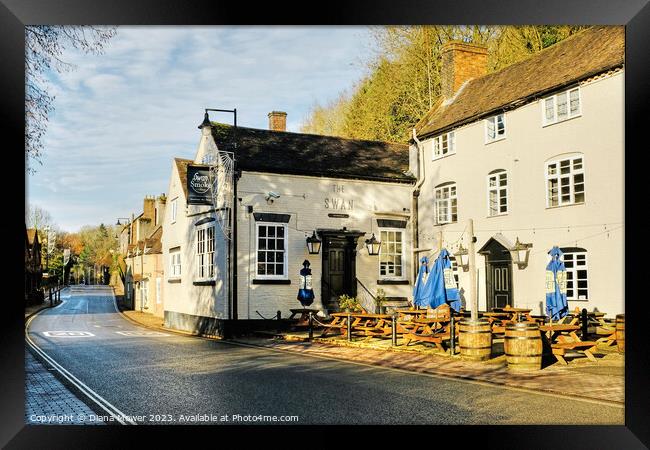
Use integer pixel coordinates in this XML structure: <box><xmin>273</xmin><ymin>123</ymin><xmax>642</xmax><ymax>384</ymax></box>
<box><xmin>365</xmin><ymin>233</ymin><xmax>381</xmax><ymax>256</ymax></box>
<box><xmin>509</xmin><ymin>237</ymin><xmax>533</xmax><ymax>269</ymax></box>
<box><xmin>306</xmin><ymin>231</ymin><xmax>322</xmax><ymax>255</ymax></box>
<box><xmin>455</xmin><ymin>243</ymin><xmax>469</xmax><ymax>271</ymax></box>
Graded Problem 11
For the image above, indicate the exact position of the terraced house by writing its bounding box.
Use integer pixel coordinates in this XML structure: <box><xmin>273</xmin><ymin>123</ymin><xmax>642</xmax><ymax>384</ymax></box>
<box><xmin>410</xmin><ymin>26</ymin><xmax>624</xmax><ymax>316</ymax></box>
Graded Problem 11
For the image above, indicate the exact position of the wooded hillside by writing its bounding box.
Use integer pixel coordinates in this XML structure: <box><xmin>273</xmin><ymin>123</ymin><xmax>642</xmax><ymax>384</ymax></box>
<box><xmin>300</xmin><ymin>26</ymin><xmax>587</xmax><ymax>143</ymax></box>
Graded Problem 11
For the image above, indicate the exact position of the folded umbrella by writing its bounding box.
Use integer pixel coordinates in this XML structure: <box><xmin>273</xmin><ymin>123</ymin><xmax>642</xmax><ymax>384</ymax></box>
<box><xmin>546</xmin><ymin>246</ymin><xmax>568</xmax><ymax>321</ymax></box>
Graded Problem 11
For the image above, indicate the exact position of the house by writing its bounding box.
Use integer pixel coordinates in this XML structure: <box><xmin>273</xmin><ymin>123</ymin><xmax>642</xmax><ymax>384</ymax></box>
<box><xmin>410</xmin><ymin>26</ymin><xmax>624</xmax><ymax>316</ymax></box>
<box><xmin>25</xmin><ymin>226</ymin><xmax>43</xmax><ymax>304</ymax></box>
<box><xmin>122</xmin><ymin>195</ymin><xmax>166</xmax><ymax>315</ymax></box>
<box><xmin>161</xmin><ymin>112</ymin><xmax>416</xmax><ymax>336</ymax></box>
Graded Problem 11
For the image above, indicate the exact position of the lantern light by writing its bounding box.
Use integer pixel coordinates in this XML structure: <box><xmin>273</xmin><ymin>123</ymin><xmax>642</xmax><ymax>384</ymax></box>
<box><xmin>306</xmin><ymin>231</ymin><xmax>322</xmax><ymax>255</ymax></box>
<box><xmin>455</xmin><ymin>243</ymin><xmax>470</xmax><ymax>271</ymax></box>
<box><xmin>365</xmin><ymin>233</ymin><xmax>381</xmax><ymax>256</ymax></box>
<box><xmin>510</xmin><ymin>237</ymin><xmax>533</xmax><ymax>269</ymax></box>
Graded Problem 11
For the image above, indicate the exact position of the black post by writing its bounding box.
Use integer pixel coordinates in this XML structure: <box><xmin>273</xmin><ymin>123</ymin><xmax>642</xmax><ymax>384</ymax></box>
<box><xmin>347</xmin><ymin>313</ymin><xmax>352</xmax><ymax>342</ymax></box>
<box><xmin>450</xmin><ymin>314</ymin><xmax>456</xmax><ymax>355</ymax></box>
<box><xmin>276</xmin><ymin>310</ymin><xmax>282</xmax><ymax>334</ymax></box>
<box><xmin>308</xmin><ymin>312</ymin><xmax>314</xmax><ymax>341</ymax></box>
<box><xmin>391</xmin><ymin>314</ymin><xmax>397</xmax><ymax>346</ymax></box>
<box><xmin>49</xmin><ymin>288</ymin><xmax>52</xmax><ymax>307</ymax></box>
<box><xmin>581</xmin><ymin>308</ymin><xmax>589</xmax><ymax>339</ymax></box>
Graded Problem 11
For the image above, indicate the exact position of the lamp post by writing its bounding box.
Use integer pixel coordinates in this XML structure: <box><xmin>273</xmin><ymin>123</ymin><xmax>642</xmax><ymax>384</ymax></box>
<box><xmin>200</xmin><ymin>107</ymin><xmax>238</xmax><ymax>320</ymax></box>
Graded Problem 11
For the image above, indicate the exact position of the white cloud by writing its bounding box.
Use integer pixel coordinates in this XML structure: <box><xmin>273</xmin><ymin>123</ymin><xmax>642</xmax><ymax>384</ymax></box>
<box><xmin>28</xmin><ymin>26</ymin><xmax>375</xmax><ymax>231</ymax></box>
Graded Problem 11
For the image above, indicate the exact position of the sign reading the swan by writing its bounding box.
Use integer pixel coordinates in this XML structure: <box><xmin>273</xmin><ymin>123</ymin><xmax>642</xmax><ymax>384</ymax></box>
<box><xmin>187</xmin><ymin>165</ymin><xmax>213</xmax><ymax>205</ymax></box>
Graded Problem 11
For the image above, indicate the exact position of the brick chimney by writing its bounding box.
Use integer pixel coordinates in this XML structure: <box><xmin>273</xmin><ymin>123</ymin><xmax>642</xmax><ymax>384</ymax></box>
<box><xmin>441</xmin><ymin>41</ymin><xmax>488</xmax><ymax>99</ymax></box>
<box><xmin>268</xmin><ymin>111</ymin><xmax>287</xmax><ymax>132</ymax></box>
<box><xmin>143</xmin><ymin>196</ymin><xmax>155</xmax><ymax>221</ymax></box>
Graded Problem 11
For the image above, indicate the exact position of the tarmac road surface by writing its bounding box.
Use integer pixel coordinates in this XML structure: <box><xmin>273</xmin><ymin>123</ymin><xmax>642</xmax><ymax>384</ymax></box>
<box><xmin>26</xmin><ymin>286</ymin><xmax>624</xmax><ymax>425</ymax></box>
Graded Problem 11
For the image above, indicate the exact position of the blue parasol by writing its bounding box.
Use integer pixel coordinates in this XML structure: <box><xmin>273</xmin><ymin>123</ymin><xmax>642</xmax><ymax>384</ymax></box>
<box><xmin>413</xmin><ymin>256</ymin><xmax>429</xmax><ymax>307</ymax></box>
<box><xmin>417</xmin><ymin>249</ymin><xmax>461</xmax><ymax>311</ymax></box>
<box><xmin>545</xmin><ymin>246</ymin><xmax>568</xmax><ymax>321</ymax></box>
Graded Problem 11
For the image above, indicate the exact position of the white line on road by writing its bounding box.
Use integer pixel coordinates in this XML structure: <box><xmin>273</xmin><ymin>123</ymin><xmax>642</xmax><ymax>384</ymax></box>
<box><xmin>42</xmin><ymin>331</ymin><xmax>95</xmax><ymax>337</ymax></box>
<box><xmin>115</xmin><ymin>331</ymin><xmax>171</xmax><ymax>337</ymax></box>
<box><xmin>26</xmin><ymin>295</ymin><xmax>137</xmax><ymax>425</ymax></box>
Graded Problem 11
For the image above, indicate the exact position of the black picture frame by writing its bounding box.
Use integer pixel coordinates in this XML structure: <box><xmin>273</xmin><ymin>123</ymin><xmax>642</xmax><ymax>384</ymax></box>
<box><xmin>5</xmin><ymin>0</ymin><xmax>647</xmax><ymax>446</ymax></box>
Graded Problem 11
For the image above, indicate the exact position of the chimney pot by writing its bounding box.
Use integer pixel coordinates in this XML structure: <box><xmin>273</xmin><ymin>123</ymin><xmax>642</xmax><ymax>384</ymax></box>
<box><xmin>268</xmin><ymin>111</ymin><xmax>287</xmax><ymax>132</ymax></box>
<box><xmin>441</xmin><ymin>41</ymin><xmax>488</xmax><ymax>99</ymax></box>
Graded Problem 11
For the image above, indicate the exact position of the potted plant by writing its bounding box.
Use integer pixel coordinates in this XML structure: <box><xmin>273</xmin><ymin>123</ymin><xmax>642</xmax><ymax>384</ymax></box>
<box><xmin>338</xmin><ymin>294</ymin><xmax>362</xmax><ymax>313</ymax></box>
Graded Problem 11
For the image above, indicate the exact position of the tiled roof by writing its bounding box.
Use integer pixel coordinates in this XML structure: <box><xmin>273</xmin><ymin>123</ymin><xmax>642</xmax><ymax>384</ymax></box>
<box><xmin>209</xmin><ymin>124</ymin><xmax>414</xmax><ymax>183</ymax></box>
<box><xmin>174</xmin><ymin>158</ymin><xmax>193</xmax><ymax>199</ymax></box>
<box><xmin>416</xmin><ymin>26</ymin><xmax>624</xmax><ymax>138</ymax></box>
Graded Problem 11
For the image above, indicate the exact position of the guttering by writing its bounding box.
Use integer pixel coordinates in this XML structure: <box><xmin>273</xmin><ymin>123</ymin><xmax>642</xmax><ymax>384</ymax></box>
<box><xmin>411</xmin><ymin>128</ymin><xmax>426</xmax><ymax>282</ymax></box>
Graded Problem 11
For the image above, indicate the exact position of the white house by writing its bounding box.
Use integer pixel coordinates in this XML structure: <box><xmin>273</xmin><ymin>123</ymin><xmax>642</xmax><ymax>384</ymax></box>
<box><xmin>410</xmin><ymin>26</ymin><xmax>624</xmax><ymax>316</ymax></box>
<box><xmin>161</xmin><ymin>112</ymin><xmax>416</xmax><ymax>335</ymax></box>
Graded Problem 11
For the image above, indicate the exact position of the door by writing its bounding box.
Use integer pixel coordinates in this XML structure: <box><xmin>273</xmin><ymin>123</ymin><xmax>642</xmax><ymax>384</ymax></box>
<box><xmin>320</xmin><ymin>232</ymin><xmax>360</xmax><ymax>311</ymax></box>
<box><xmin>482</xmin><ymin>238</ymin><xmax>514</xmax><ymax>311</ymax></box>
<box><xmin>327</xmin><ymin>248</ymin><xmax>345</xmax><ymax>306</ymax></box>
<box><xmin>490</xmin><ymin>263</ymin><xmax>511</xmax><ymax>309</ymax></box>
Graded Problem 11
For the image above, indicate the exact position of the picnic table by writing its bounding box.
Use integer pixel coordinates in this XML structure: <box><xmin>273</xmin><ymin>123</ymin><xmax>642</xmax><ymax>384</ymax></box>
<box><xmin>400</xmin><ymin>316</ymin><xmax>457</xmax><ymax>351</ymax></box>
<box><xmin>320</xmin><ymin>312</ymin><xmax>394</xmax><ymax>339</ymax></box>
<box><xmin>289</xmin><ymin>308</ymin><xmax>321</xmax><ymax>326</ymax></box>
<box><xmin>539</xmin><ymin>323</ymin><xmax>600</xmax><ymax>364</ymax></box>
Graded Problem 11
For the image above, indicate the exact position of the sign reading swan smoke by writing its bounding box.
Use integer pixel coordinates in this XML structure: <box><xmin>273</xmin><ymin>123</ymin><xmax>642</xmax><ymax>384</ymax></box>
<box><xmin>187</xmin><ymin>165</ymin><xmax>214</xmax><ymax>205</ymax></box>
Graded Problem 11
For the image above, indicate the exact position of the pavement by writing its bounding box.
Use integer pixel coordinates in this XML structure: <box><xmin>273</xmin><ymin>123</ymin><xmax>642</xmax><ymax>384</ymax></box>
<box><xmin>121</xmin><ymin>308</ymin><xmax>624</xmax><ymax>405</ymax></box>
<box><xmin>24</xmin><ymin>286</ymin><xmax>624</xmax><ymax>425</ymax></box>
<box><xmin>25</xmin><ymin>348</ymin><xmax>104</xmax><ymax>425</ymax></box>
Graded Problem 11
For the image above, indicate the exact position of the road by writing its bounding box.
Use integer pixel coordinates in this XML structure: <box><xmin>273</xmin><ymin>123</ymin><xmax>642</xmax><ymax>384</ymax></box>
<box><xmin>26</xmin><ymin>286</ymin><xmax>623</xmax><ymax>425</ymax></box>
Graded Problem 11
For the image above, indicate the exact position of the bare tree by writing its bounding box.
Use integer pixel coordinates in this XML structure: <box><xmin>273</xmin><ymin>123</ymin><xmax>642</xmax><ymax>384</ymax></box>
<box><xmin>26</xmin><ymin>204</ymin><xmax>53</xmax><ymax>230</ymax></box>
<box><xmin>25</xmin><ymin>26</ymin><xmax>117</xmax><ymax>173</ymax></box>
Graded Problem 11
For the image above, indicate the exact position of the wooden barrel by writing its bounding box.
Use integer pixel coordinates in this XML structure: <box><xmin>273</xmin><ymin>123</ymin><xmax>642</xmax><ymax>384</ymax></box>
<box><xmin>459</xmin><ymin>318</ymin><xmax>492</xmax><ymax>361</ymax></box>
<box><xmin>504</xmin><ymin>322</ymin><xmax>542</xmax><ymax>371</ymax></box>
<box><xmin>616</xmin><ymin>314</ymin><xmax>625</xmax><ymax>353</ymax></box>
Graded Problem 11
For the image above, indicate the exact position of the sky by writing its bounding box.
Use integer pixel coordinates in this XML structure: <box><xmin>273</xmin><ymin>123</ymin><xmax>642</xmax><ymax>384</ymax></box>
<box><xmin>27</xmin><ymin>26</ymin><xmax>375</xmax><ymax>232</ymax></box>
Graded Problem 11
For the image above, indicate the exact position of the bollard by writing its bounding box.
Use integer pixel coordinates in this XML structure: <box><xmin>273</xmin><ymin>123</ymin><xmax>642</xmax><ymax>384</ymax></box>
<box><xmin>49</xmin><ymin>288</ymin><xmax>53</xmax><ymax>307</ymax></box>
<box><xmin>308</xmin><ymin>312</ymin><xmax>314</xmax><ymax>341</ymax></box>
<box><xmin>391</xmin><ymin>314</ymin><xmax>397</xmax><ymax>346</ymax></box>
<box><xmin>347</xmin><ymin>313</ymin><xmax>352</xmax><ymax>342</ymax></box>
<box><xmin>581</xmin><ymin>308</ymin><xmax>589</xmax><ymax>339</ymax></box>
<box><xmin>449</xmin><ymin>314</ymin><xmax>456</xmax><ymax>355</ymax></box>
<box><xmin>276</xmin><ymin>310</ymin><xmax>282</xmax><ymax>334</ymax></box>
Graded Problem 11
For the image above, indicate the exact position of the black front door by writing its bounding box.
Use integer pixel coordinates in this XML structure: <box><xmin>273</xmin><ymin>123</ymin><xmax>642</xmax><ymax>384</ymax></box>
<box><xmin>482</xmin><ymin>239</ymin><xmax>513</xmax><ymax>310</ymax></box>
<box><xmin>321</xmin><ymin>233</ymin><xmax>358</xmax><ymax>312</ymax></box>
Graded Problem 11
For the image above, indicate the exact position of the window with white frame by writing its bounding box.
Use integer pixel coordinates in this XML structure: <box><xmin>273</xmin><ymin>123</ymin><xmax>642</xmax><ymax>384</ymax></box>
<box><xmin>256</xmin><ymin>223</ymin><xmax>288</xmax><ymax>278</ymax></box>
<box><xmin>435</xmin><ymin>182</ymin><xmax>457</xmax><ymax>224</ymax></box>
<box><xmin>561</xmin><ymin>248</ymin><xmax>588</xmax><ymax>300</ymax></box>
<box><xmin>169</xmin><ymin>247</ymin><xmax>181</xmax><ymax>277</ymax></box>
<box><xmin>432</xmin><ymin>131</ymin><xmax>456</xmax><ymax>159</ymax></box>
<box><xmin>379</xmin><ymin>229</ymin><xmax>404</xmax><ymax>279</ymax></box>
<box><xmin>196</xmin><ymin>224</ymin><xmax>215</xmax><ymax>280</ymax></box>
<box><xmin>543</xmin><ymin>87</ymin><xmax>581</xmax><ymax>126</ymax></box>
<box><xmin>485</xmin><ymin>113</ymin><xmax>506</xmax><ymax>143</ymax></box>
<box><xmin>546</xmin><ymin>155</ymin><xmax>585</xmax><ymax>207</ymax></box>
<box><xmin>171</xmin><ymin>198</ymin><xmax>178</xmax><ymax>223</ymax></box>
<box><xmin>487</xmin><ymin>170</ymin><xmax>508</xmax><ymax>216</ymax></box>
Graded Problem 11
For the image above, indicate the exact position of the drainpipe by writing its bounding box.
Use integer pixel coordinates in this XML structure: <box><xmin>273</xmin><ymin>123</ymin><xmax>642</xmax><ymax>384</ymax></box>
<box><xmin>411</xmin><ymin>128</ymin><xmax>426</xmax><ymax>282</ymax></box>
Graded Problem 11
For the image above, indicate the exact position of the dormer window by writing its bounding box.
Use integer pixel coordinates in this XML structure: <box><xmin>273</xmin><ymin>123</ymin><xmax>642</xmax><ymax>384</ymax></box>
<box><xmin>432</xmin><ymin>131</ymin><xmax>456</xmax><ymax>160</ymax></box>
<box><xmin>485</xmin><ymin>113</ymin><xmax>506</xmax><ymax>143</ymax></box>
<box><xmin>543</xmin><ymin>87</ymin><xmax>581</xmax><ymax>126</ymax></box>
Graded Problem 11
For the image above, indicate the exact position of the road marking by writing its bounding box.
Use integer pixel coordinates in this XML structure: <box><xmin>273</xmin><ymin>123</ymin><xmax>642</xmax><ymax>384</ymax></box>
<box><xmin>115</xmin><ymin>331</ymin><xmax>171</xmax><ymax>337</ymax></box>
<box><xmin>26</xmin><ymin>296</ymin><xmax>137</xmax><ymax>425</ymax></box>
<box><xmin>43</xmin><ymin>331</ymin><xmax>95</xmax><ymax>337</ymax></box>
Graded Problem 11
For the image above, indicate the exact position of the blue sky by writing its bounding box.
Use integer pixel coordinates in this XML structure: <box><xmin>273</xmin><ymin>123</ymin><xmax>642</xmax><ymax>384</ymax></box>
<box><xmin>27</xmin><ymin>26</ymin><xmax>375</xmax><ymax>232</ymax></box>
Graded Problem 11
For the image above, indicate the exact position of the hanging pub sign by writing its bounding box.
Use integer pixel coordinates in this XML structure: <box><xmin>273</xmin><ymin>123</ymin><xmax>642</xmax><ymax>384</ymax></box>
<box><xmin>187</xmin><ymin>165</ymin><xmax>213</xmax><ymax>205</ymax></box>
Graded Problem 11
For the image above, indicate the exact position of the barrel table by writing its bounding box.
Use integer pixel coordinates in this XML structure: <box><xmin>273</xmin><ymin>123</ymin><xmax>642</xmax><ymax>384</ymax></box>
<box><xmin>459</xmin><ymin>318</ymin><xmax>492</xmax><ymax>361</ymax></box>
<box><xmin>616</xmin><ymin>314</ymin><xmax>625</xmax><ymax>353</ymax></box>
<box><xmin>504</xmin><ymin>322</ymin><xmax>542</xmax><ymax>370</ymax></box>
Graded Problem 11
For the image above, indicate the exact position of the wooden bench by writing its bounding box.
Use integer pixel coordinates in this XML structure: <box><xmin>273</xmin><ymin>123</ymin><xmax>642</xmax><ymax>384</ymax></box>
<box><xmin>551</xmin><ymin>341</ymin><xmax>599</xmax><ymax>364</ymax></box>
